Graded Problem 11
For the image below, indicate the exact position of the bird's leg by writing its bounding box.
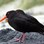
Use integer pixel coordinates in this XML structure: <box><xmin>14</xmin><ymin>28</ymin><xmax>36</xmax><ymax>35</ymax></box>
<box><xmin>21</xmin><ymin>33</ymin><xmax>26</xmax><ymax>42</ymax></box>
<box><xmin>15</xmin><ymin>33</ymin><xmax>26</xmax><ymax>42</ymax></box>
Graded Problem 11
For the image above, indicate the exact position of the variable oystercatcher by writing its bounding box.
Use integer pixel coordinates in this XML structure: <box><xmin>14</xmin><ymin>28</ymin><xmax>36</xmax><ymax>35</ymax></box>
<box><xmin>0</xmin><ymin>9</ymin><xmax>44</xmax><ymax>42</ymax></box>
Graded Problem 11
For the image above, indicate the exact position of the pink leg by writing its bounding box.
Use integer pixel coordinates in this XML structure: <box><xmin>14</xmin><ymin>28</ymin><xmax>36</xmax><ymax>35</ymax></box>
<box><xmin>15</xmin><ymin>33</ymin><xmax>26</xmax><ymax>42</ymax></box>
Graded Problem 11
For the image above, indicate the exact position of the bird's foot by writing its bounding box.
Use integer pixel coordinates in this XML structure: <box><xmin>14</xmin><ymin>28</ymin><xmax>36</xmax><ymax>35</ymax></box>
<box><xmin>15</xmin><ymin>33</ymin><xmax>26</xmax><ymax>42</ymax></box>
<box><xmin>15</xmin><ymin>38</ymin><xmax>21</xmax><ymax>42</ymax></box>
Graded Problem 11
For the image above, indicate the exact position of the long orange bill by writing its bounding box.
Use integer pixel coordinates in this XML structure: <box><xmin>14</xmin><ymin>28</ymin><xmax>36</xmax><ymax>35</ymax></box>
<box><xmin>0</xmin><ymin>16</ymin><xmax>7</xmax><ymax>22</ymax></box>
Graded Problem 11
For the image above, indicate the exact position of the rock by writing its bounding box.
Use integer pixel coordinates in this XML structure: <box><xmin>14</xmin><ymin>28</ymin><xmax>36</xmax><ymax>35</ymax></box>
<box><xmin>0</xmin><ymin>28</ymin><xmax>44</xmax><ymax>44</ymax></box>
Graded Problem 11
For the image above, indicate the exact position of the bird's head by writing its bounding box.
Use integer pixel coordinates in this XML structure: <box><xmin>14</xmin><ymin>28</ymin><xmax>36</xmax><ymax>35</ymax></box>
<box><xmin>0</xmin><ymin>10</ymin><xmax>16</xmax><ymax>22</ymax></box>
<box><xmin>0</xmin><ymin>9</ymin><xmax>25</xmax><ymax>22</ymax></box>
<box><xmin>6</xmin><ymin>10</ymin><xmax>16</xmax><ymax>18</ymax></box>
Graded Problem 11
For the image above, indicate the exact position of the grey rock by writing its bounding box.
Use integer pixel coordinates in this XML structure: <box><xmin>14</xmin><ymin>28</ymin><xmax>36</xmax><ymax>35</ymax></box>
<box><xmin>0</xmin><ymin>28</ymin><xmax>44</xmax><ymax>44</ymax></box>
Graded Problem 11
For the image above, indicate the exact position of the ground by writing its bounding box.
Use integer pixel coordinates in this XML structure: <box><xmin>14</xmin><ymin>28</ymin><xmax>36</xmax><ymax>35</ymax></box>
<box><xmin>0</xmin><ymin>28</ymin><xmax>44</xmax><ymax>44</ymax></box>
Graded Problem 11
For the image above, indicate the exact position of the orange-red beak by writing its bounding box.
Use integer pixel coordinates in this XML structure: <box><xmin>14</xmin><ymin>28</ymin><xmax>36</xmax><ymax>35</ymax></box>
<box><xmin>0</xmin><ymin>16</ymin><xmax>7</xmax><ymax>22</ymax></box>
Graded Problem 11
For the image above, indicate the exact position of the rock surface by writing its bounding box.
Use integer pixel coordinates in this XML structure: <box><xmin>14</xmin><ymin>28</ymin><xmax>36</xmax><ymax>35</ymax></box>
<box><xmin>0</xmin><ymin>28</ymin><xmax>44</xmax><ymax>44</ymax></box>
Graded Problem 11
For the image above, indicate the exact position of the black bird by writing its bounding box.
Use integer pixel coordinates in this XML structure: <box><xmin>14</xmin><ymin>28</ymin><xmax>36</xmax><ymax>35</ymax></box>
<box><xmin>0</xmin><ymin>9</ymin><xmax>44</xmax><ymax>42</ymax></box>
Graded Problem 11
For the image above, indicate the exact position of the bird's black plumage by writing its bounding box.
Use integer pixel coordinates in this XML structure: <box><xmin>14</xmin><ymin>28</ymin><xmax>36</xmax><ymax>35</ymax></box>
<box><xmin>6</xmin><ymin>10</ymin><xmax>44</xmax><ymax>33</ymax></box>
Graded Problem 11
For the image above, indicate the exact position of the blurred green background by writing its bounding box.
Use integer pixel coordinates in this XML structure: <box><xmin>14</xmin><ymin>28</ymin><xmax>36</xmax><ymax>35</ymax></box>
<box><xmin>0</xmin><ymin>0</ymin><xmax>14</xmax><ymax>6</ymax></box>
<box><xmin>0</xmin><ymin>0</ymin><xmax>44</xmax><ymax>10</ymax></box>
<box><xmin>19</xmin><ymin>0</ymin><xmax>44</xmax><ymax>10</ymax></box>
